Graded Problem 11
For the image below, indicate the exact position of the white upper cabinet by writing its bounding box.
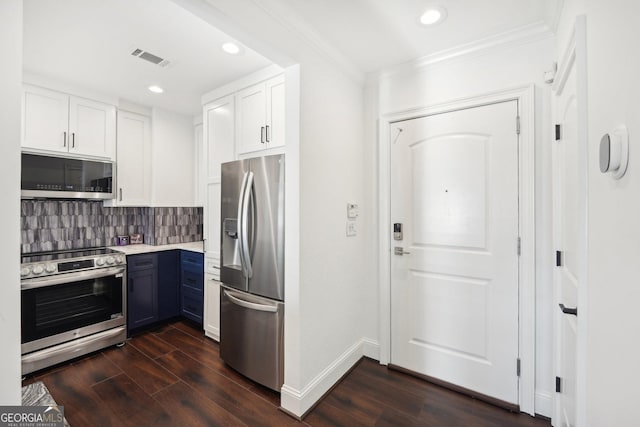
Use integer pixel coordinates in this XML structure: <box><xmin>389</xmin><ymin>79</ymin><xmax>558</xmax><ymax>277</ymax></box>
<box><xmin>22</xmin><ymin>85</ymin><xmax>116</xmax><ymax>159</ymax></box>
<box><xmin>266</xmin><ymin>75</ymin><xmax>285</xmax><ymax>149</ymax></box>
<box><xmin>22</xmin><ymin>85</ymin><xmax>69</xmax><ymax>154</ymax></box>
<box><xmin>204</xmin><ymin>95</ymin><xmax>235</xmax><ymax>181</ymax></box>
<box><xmin>236</xmin><ymin>74</ymin><xmax>285</xmax><ymax>155</ymax></box>
<box><xmin>114</xmin><ymin>110</ymin><xmax>151</xmax><ymax>206</ymax></box>
<box><xmin>68</xmin><ymin>96</ymin><xmax>116</xmax><ymax>159</ymax></box>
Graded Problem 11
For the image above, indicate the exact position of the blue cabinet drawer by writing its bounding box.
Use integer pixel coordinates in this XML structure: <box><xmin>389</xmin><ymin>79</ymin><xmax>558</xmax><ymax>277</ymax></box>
<box><xmin>181</xmin><ymin>269</ymin><xmax>203</xmax><ymax>291</ymax></box>
<box><xmin>127</xmin><ymin>253</ymin><xmax>156</xmax><ymax>272</ymax></box>
<box><xmin>181</xmin><ymin>251</ymin><xmax>203</xmax><ymax>269</ymax></box>
<box><xmin>181</xmin><ymin>286</ymin><xmax>203</xmax><ymax>324</ymax></box>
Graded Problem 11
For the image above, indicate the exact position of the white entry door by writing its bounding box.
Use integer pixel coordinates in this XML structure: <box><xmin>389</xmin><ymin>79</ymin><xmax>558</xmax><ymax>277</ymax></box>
<box><xmin>553</xmin><ymin>28</ymin><xmax>586</xmax><ymax>427</ymax></box>
<box><xmin>390</xmin><ymin>101</ymin><xmax>520</xmax><ymax>405</ymax></box>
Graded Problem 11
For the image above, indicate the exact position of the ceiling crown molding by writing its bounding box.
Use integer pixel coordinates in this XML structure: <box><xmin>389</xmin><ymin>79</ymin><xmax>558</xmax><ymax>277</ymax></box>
<box><xmin>369</xmin><ymin>21</ymin><xmax>555</xmax><ymax>83</ymax></box>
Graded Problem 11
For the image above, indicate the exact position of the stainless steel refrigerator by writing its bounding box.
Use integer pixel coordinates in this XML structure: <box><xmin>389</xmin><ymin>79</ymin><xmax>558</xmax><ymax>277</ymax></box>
<box><xmin>219</xmin><ymin>154</ymin><xmax>285</xmax><ymax>391</ymax></box>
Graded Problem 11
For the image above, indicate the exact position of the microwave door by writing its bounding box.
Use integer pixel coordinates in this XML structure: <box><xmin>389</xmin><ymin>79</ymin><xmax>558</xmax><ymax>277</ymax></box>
<box><xmin>220</xmin><ymin>159</ymin><xmax>250</xmax><ymax>292</ymax></box>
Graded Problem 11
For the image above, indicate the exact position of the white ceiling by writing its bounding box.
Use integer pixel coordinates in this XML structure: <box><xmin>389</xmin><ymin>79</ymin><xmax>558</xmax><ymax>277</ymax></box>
<box><xmin>23</xmin><ymin>0</ymin><xmax>273</xmax><ymax>116</ymax></box>
<box><xmin>267</xmin><ymin>0</ymin><xmax>560</xmax><ymax>74</ymax></box>
<box><xmin>23</xmin><ymin>0</ymin><xmax>561</xmax><ymax>115</ymax></box>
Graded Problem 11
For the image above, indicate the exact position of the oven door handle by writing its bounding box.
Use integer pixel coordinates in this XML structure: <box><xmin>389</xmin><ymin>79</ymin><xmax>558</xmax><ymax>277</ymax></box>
<box><xmin>21</xmin><ymin>266</ymin><xmax>126</xmax><ymax>290</ymax></box>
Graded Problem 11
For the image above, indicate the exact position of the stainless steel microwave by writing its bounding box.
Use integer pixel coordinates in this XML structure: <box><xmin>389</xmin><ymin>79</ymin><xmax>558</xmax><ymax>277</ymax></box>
<box><xmin>21</xmin><ymin>153</ymin><xmax>115</xmax><ymax>199</ymax></box>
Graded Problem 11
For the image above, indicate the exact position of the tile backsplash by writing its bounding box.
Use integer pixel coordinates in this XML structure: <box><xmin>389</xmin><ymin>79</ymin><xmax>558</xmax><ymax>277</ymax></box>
<box><xmin>21</xmin><ymin>200</ymin><xmax>202</xmax><ymax>254</ymax></box>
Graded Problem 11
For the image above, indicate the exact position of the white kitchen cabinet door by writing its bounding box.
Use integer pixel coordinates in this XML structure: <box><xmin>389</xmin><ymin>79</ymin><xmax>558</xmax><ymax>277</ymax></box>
<box><xmin>115</xmin><ymin>110</ymin><xmax>151</xmax><ymax>206</ymax></box>
<box><xmin>204</xmin><ymin>95</ymin><xmax>235</xmax><ymax>181</ymax></box>
<box><xmin>204</xmin><ymin>182</ymin><xmax>221</xmax><ymax>257</ymax></box>
<box><xmin>236</xmin><ymin>82</ymin><xmax>266</xmax><ymax>155</ymax></box>
<box><xmin>22</xmin><ymin>85</ymin><xmax>69</xmax><ymax>154</ymax></box>
<box><xmin>265</xmin><ymin>74</ymin><xmax>285</xmax><ymax>149</ymax></box>
<box><xmin>21</xmin><ymin>84</ymin><xmax>116</xmax><ymax>160</ymax></box>
<box><xmin>204</xmin><ymin>275</ymin><xmax>220</xmax><ymax>341</ymax></box>
<box><xmin>68</xmin><ymin>96</ymin><xmax>116</xmax><ymax>159</ymax></box>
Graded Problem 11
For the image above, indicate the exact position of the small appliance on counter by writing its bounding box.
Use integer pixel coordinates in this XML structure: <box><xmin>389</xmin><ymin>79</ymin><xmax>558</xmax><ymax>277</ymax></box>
<box><xmin>116</xmin><ymin>235</ymin><xmax>129</xmax><ymax>246</ymax></box>
<box><xmin>129</xmin><ymin>233</ymin><xmax>143</xmax><ymax>244</ymax></box>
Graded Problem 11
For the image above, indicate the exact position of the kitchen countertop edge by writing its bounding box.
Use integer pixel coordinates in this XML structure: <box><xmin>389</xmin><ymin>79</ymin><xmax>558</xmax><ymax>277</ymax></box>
<box><xmin>108</xmin><ymin>241</ymin><xmax>204</xmax><ymax>255</ymax></box>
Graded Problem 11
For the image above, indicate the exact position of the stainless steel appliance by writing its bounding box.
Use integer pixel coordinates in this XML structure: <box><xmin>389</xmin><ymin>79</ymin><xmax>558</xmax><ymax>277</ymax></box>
<box><xmin>20</xmin><ymin>248</ymin><xmax>127</xmax><ymax>374</ymax></box>
<box><xmin>220</xmin><ymin>154</ymin><xmax>285</xmax><ymax>391</ymax></box>
<box><xmin>21</xmin><ymin>152</ymin><xmax>114</xmax><ymax>199</ymax></box>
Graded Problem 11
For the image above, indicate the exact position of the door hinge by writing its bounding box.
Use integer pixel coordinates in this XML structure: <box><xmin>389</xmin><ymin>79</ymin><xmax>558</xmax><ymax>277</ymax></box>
<box><xmin>556</xmin><ymin>250</ymin><xmax>563</xmax><ymax>267</ymax></box>
<box><xmin>516</xmin><ymin>116</ymin><xmax>521</xmax><ymax>135</ymax></box>
<box><xmin>555</xmin><ymin>124</ymin><xmax>562</xmax><ymax>141</ymax></box>
<box><xmin>517</xmin><ymin>237</ymin><xmax>521</xmax><ymax>256</ymax></box>
<box><xmin>517</xmin><ymin>358</ymin><xmax>521</xmax><ymax>377</ymax></box>
<box><xmin>556</xmin><ymin>376</ymin><xmax>562</xmax><ymax>393</ymax></box>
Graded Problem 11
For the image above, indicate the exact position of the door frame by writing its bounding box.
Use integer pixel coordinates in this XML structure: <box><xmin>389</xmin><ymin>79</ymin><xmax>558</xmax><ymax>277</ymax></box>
<box><xmin>551</xmin><ymin>16</ymin><xmax>588</xmax><ymax>426</ymax></box>
<box><xmin>377</xmin><ymin>85</ymin><xmax>536</xmax><ymax>415</ymax></box>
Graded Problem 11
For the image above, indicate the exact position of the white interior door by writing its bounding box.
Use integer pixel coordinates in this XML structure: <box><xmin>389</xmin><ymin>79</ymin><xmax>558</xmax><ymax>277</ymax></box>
<box><xmin>553</xmin><ymin>38</ymin><xmax>584</xmax><ymax>427</ymax></box>
<box><xmin>390</xmin><ymin>101</ymin><xmax>520</xmax><ymax>405</ymax></box>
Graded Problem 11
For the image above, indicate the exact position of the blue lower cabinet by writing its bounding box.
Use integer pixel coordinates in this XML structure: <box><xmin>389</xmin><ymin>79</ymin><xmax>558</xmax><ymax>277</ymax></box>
<box><xmin>180</xmin><ymin>251</ymin><xmax>204</xmax><ymax>325</ymax></box>
<box><xmin>127</xmin><ymin>254</ymin><xmax>158</xmax><ymax>332</ymax></box>
<box><xmin>126</xmin><ymin>250</ymin><xmax>204</xmax><ymax>333</ymax></box>
<box><xmin>157</xmin><ymin>251</ymin><xmax>180</xmax><ymax>320</ymax></box>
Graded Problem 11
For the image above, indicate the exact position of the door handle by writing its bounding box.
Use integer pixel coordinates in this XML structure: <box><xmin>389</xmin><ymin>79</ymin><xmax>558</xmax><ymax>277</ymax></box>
<box><xmin>265</xmin><ymin>125</ymin><xmax>270</xmax><ymax>142</ymax></box>
<box><xmin>240</xmin><ymin>172</ymin><xmax>254</xmax><ymax>279</ymax></box>
<box><xmin>260</xmin><ymin>126</ymin><xmax>265</xmax><ymax>144</ymax></box>
<box><xmin>559</xmin><ymin>303</ymin><xmax>577</xmax><ymax>316</ymax></box>
<box><xmin>119</xmin><ymin>188</ymin><xmax>123</xmax><ymax>202</ymax></box>
<box><xmin>63</xmin><ymin>131</ymin><xmax>67</xmax><ymax>147</ymax></box>
<box><xmin>394</xmin><ymin>247</ymin><xmax>411</xmax><ymax>256</ymax></box>
<box><xmin>72</xmin><ymin>132</ymin><xmax>75</xmax><ymax>148</ymax></box>
<box><xmin>224</xmin><ymin>289</ymin><xmax>277</xmax><ymax>312</ymax></box>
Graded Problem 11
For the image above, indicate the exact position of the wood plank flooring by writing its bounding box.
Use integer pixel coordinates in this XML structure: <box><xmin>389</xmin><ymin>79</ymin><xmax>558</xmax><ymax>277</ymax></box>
<box><xmin>23</xmin><ymin>320</ymin><xmax>551</xmax><ymax>427</ymax></box>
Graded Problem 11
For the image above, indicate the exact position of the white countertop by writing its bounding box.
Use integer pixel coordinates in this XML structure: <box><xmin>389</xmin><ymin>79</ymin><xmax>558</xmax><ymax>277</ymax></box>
<box><xmin>108</xmin><ymin>241</ymin><xmax>204</xmax><ymax>255</ymax></box>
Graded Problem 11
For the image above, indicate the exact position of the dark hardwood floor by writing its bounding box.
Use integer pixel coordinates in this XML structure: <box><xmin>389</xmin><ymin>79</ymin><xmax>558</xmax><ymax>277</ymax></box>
<box><xmin>23</xmin><ymin>320</ymin><xmax>551</xmax><ymax>427</ymax></box>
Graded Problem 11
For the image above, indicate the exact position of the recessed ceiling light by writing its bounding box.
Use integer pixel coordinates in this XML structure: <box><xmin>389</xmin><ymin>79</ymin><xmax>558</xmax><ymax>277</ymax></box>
<box><xmin>148</xmin><ymin>85</ymin><xmax>164</xmax><ymax>94</ymax></box>
<box><xmin>222</xmin><ymin>42</ymin><xmax>241</xmax><ymax>55</ymax></box>
<box><xmin>419</xmin><ymin>6</ymin><xmax>447</xmax><ymax>26</ymax></box>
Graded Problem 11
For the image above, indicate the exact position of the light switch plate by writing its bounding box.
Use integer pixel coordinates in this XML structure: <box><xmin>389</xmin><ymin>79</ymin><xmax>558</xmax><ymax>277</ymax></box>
<box><xmin>347</xmin><ymin>203</ymin><xmax>359</xmax><ymax>218</ymax></box>
<box><xmin>346</xmin><ymin>221</ymin><xmax>357</xmax><ymax>236</ymax></box>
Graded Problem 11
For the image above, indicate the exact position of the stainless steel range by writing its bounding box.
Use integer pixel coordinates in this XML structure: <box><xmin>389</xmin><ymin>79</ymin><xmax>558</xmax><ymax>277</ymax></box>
<box><xmin>20</xmin><ymin>248</ymin><xmax>127</xmax><ymax>375</ymax></box>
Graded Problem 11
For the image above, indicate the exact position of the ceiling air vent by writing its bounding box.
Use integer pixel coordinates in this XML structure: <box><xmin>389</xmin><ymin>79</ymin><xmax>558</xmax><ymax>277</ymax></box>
<box><xmin>131</xmin><ymin>48</ymin><xmax>171</xmax><ymax>68</ymax></box>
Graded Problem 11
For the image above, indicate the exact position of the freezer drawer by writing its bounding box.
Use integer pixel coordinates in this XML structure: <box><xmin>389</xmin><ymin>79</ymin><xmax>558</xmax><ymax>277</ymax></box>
<box><xmin>220</xmin><ymin>286</ymin><xmax>284</xmax><ymax>391</ymax></box>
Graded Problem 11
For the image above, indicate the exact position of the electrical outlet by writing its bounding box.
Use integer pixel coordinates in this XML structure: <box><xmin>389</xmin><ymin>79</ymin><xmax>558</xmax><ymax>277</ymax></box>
<box><xmin>346</xmin><ymin>221</ymin><xmax>357</xmax><ymax>236</ymax></box>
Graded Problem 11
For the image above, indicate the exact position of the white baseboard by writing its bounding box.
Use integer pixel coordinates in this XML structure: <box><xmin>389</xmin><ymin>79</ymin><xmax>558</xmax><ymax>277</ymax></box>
<box><xmin>204</xmin><ymin>327</ymin><xmax>219</xmax><ymax>342</ymax></box>
<box><xmin>281</xmin><ymin>337</ymin><xmax>379</xmax><ymax>417</ymax></box>
<box><xmin>361</xmin><ymin>338</ymin><xmax>380</xmax><ymax>360</ymax></box>
<box><xmin>535</xmin><ymin>390</ymin><xmax>552</xmax><ymax>418</ymax></box>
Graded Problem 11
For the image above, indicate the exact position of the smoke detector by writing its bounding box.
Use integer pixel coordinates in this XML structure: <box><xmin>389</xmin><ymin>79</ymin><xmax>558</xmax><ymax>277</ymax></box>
<box><xmin>131</xmin><ymin>48</ymin><xmax>171</xmax><ymax>68</ymax></box>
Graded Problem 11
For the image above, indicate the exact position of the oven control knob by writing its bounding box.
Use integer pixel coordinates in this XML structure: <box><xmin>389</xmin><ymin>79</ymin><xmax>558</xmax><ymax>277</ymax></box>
<box><xmin>106</xmin><ymin>256</ymin><xmax>115</xmax><ymax>265</ymax></box>
<box><xmin>116</xmin><ymin>255</ymin><xmax>125</xmax><ymax>264</ymax></box>
<box><xmin>32</xmin><ymin>264</ymin><xmax>44</xmax><ymax>275</ymax></box>
<box><xmin>45</xmin><ymin>263</ymin><xmax>56</xmax><ymax>273</ymax></box>
<box><xmin>20</xmin><ymin>266</ymin><xmax>31</xmax><ymax>277</ymax></box>
<box><xmin>96</xmin><ymin>258</ymin><xmax>105</xmax><ymax>266</ymax></box>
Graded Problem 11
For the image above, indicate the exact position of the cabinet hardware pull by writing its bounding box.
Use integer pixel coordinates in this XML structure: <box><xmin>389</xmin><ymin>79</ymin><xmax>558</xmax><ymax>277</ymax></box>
<box><xmin>266</xmin><ymin>125</ymin><xmax>270</xmax><ymax>142</ymax></box>
<box><xmin>63</xmin><ymin>131</ymin><xmax>67</xmax><ymax>147</ymax></box>
<box><xmin>119</xmin><ymin>188</ymin><xmax>123</xmax><ymax>201</ymax></box>
<box><xmin>72</xmin><ymin>132</ymin><xmax>75</xmax><ymax>148</ymax></box>
<box><xmin>260</xmin><ymin>126</ymin><xmax>265</xmax><ymax>144</ymax></box>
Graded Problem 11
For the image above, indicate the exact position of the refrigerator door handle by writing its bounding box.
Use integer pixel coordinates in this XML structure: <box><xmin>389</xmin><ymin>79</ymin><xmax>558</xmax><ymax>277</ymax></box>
<box><xmin>237</xmin><ymin>171</ymin><xmax>249</xmax><ymax>276</ymax></box>
<box><xmin>241</xmin><ymin>171</ymin><xmax>254</xmax><ymax>278</ymax></box>
<box><xmin>224</xmin><ymin>289</ymin><xmax>278</xmax><ymax>313</ymax></box>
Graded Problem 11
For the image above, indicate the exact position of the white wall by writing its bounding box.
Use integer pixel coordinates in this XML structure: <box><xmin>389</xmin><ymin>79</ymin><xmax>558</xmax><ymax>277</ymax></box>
<box><xmin>0</xmin><ymin>0</ymin><xmax>23</xmax><ymax>405</ymax></box>
<box><xmin>367</xmin><ymin>35</ymin><xmax>557</xmax><ymax>417</ymax></box>
<box><xmin>581</xmin><ymin>1</ymin><xmax>640</xmax><ymax>424</ymax></box>
<box><xmin>151</xmin><ymin>107</ymin><xmax>196</xmax><ymax>206</ymax></box>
